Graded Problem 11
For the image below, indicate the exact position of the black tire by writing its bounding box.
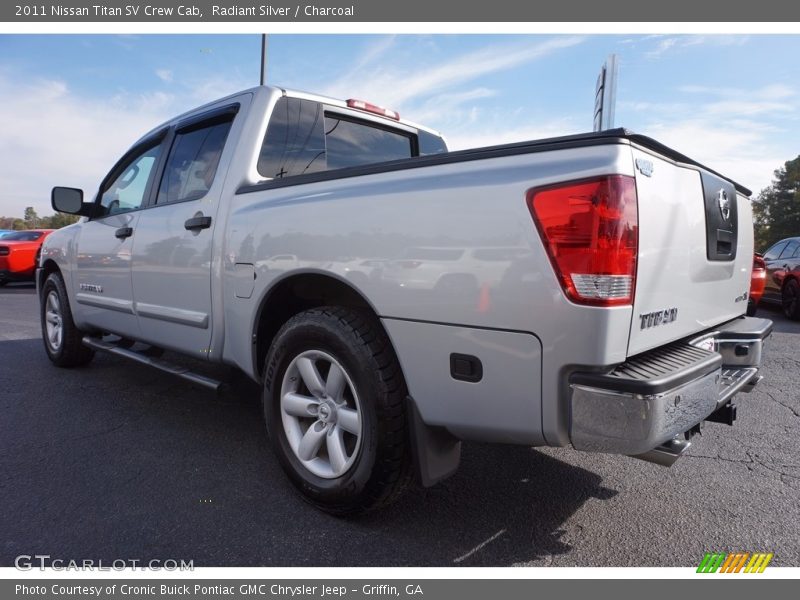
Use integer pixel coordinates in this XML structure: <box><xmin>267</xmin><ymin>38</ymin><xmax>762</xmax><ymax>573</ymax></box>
<box><xmin>0</xmin><ymin>280</ymin><xmax>7</xmax><ymax>287</ymax></box>
<box><xmin>263</xmin><ymin>306</ymin><xmax>410</xmax><ymax>515</ymax></box>
<box><xmin>40</xmin><ymin>272</ymin><xmax>95</xmax><ymax>367</ymax></box>
<box><xmin>746</xmin><ymin>299</ymin><xmax>758</xmax><ymax>317</ymax></box>
<box><xmin>782</xmin><ymin>279</ymin><xmax>800</xmax><ymax>321</ymax></box>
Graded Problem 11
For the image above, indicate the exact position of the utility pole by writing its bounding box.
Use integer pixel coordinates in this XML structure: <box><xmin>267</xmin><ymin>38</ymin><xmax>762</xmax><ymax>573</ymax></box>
<box><xmin>260</xmin><ymin>34</ymin><xmax>268</xmax><ymax>85</ymax></box>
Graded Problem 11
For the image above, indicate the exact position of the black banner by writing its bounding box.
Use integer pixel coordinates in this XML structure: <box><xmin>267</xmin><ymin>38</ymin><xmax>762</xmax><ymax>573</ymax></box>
<box><xmin>5</xmin><ymin>579</ymin><xmax>800</xmax><ymax>600</ymax></box>
<box><xmin>3</xmin><ymin>0</ymin><xmax>800</xmax><ymax>22</ymax></box>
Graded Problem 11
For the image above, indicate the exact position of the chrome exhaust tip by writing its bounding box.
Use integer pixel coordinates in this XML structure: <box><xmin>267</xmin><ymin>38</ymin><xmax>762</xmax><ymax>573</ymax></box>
<box><xmin>631</xmin><ymin>436</ymin><xmax>691</xmax><ymax>467</ymax></box>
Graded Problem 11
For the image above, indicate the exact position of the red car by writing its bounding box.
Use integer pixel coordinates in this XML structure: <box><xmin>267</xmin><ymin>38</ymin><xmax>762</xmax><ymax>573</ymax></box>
<box><xmin>747</xmin><ymin>253</ymin><xmax>767</xmax><ymax>316</ymax></box>
<box><xmin>0</xmin><ymin>229</ymin><xmax>54</xmax><ymax>286</ymax></box>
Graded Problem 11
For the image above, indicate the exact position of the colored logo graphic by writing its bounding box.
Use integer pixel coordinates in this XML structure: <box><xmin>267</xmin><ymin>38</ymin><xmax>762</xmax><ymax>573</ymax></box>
<box><xmin>697</xmin><ymin>552</ymin><xmax>773</xmax><ymax>573</ymax></box>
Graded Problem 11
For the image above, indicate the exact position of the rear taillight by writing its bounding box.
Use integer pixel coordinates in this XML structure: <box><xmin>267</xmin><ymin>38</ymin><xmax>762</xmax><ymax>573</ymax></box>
<box><xmin>750</xmin><ymin>255</ymin><xmax>767</xmax><ymax>302</ymax></box>
<box><xmin>528</xmin><ymin>175</ymin><xmax>638</xmax><ymax>306</ymax></box>
<box><xmin>0</xmin><ymin>246</ymin><xmax>8</xmax><ymax>256</ymax></box>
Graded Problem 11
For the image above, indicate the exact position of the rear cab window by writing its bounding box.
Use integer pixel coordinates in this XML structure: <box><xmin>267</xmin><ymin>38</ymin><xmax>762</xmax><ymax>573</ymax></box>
<box><xmin>257</xmin><ymin>96</ymin><xmax>446</xmax><ymax>180</ymax></box>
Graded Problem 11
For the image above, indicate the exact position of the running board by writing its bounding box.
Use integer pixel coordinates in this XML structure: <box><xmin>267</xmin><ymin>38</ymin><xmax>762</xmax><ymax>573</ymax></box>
<box><xmin>82</xmin><ymin>336</ymin><xmax>224</xmax><ymax>392</ymax></box>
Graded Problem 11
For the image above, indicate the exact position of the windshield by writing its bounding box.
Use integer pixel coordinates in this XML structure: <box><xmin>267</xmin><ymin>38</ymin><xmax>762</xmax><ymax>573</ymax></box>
<box><xmin>2</xmin><ymin>231</ymin><xmax>43</xmax><ymax>241</ymax></box>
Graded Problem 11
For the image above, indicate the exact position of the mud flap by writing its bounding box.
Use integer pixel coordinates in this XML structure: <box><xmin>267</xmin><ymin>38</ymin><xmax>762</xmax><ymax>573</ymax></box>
<box><xmin>406</xmin><ymin>396</ymin><xmax>461</xmax><ymax>487</ymax></box>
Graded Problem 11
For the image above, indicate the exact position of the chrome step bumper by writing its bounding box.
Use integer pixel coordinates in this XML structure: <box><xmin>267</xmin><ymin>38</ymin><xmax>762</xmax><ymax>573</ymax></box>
<box><xmin>568</xmin><ymin>316</ymin><xmax>771</xmax><ymax>459</ymax></box>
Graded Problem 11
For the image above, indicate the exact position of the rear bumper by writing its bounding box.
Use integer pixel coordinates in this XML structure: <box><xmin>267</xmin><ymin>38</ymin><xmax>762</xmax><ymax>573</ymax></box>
<box><xmin>569</xmin><ymin>316</ymin><xmax>772</xmax><ymax>456</ymax></box>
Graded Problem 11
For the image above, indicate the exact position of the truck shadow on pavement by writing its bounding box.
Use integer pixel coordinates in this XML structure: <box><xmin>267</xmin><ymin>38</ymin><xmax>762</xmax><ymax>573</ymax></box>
<box><xmin>0</xmin><ymin>335</ymin><xmax>618</xmax><ymax>568</ymax></box>
<box><xmin>353</xmin><ymin>444</ymin><xmax>619</xmax><ymax>566</ymax></box>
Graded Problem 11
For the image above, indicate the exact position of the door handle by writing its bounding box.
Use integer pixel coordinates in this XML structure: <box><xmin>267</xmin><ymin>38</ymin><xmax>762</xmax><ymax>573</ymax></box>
<box><xmin>184</xmin><ymin>215</ymin><xmax>212</xmax><ymax>231</ymax></box>
<box><xmin>115</xmin><ymin>227</ymin><xmax>133</xmax><ymax>239</ymax></box>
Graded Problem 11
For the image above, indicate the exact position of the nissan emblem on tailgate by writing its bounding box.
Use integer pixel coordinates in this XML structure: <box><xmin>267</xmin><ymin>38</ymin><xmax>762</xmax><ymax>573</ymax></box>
<box><xmin>635</xmin><ymin>158</ymin><xmax>654</xmax><ymax>177</ymax></box>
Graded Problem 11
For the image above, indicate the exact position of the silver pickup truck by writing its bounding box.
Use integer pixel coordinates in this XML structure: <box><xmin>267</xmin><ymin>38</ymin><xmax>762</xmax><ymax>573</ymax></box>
<box><xmin>41</xmin><ymin>85</ymin><xmax>772</xmax><ymax>514</ymax></box>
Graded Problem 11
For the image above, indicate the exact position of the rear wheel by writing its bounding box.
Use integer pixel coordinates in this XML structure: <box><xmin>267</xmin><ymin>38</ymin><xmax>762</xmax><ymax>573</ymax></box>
<box><xmin>263</xmin><ymin>306</ymin><xmax>410</xmax><ymax>515</ymax></box>
<box><xmin>782</xmin><ymin>279</ymin><xmax>800</xmax><ymax>321</ymax></box>
<box><xmin>40</xmin><ymin>272</ymin><xmax>95</xmax><ymax>367</ymax></box>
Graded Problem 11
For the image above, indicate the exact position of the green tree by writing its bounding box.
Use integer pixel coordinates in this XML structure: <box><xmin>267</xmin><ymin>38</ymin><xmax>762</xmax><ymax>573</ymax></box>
<box><xmin>41</xmin><ymin>213</ymin><xmax>80</xmax><ymax>229</ymax></box>
<box><xmin>753</xmin><ymin>155</ymin><xmax>800</xmax><ymax>251</ymax></box>
<box><xmin>23</xmin><ymin>206</ymin><xmax>39</xmax><ymax>228</ymax></box>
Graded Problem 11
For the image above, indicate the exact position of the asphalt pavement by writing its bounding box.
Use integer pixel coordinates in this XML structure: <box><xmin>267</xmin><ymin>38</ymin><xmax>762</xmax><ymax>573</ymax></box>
<box><xmin>1</xmin><ymin>282</ymin><xmax>798</xmax><ymax>567</ymax></box>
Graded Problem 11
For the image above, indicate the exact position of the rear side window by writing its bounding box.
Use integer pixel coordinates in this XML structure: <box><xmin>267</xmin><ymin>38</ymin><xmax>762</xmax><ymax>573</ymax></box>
<box><xmin>157</xmin><ymin>120</ymin><xmax>232</xmax><ymax>204</ymax></box>
<box><xmin>418</xmin><ymin>130</ymin><xmax>447</xmax><ymax>155</ymax></box>
<box><xmin>779</xmin><ymin>241</ymin><xmax>799</xmax><ymax>259</ymax></box>
<box><xmin>324</xmin><ymin>115</ymin><xmax>412</xmax><ymax>170</ymax></box>
<box><xmin>258</xmin><ymin>97</ymin><xmax>326</xmax><ymax>179</ymax></box>
<box><xmin>763</xmin><ymin>241</ymin><xmax>788</xmax><ymax>260</ymax></box>
<box><xmin>258</xmin><ymin>97</ymin><xmax>442</xmax><ymax>179</ymax></box>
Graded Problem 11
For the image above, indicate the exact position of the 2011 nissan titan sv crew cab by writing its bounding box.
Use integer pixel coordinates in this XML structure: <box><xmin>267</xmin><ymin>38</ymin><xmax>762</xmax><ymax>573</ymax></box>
<box><xmin>40</xmin><ymin>85</ymin><xmax>772</xmax><ymax>514</ymax></box>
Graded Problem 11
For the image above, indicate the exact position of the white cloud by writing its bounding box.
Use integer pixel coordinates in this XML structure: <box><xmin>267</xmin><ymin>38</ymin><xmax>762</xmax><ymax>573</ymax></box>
<box><xmin>409</xmin><ymin>87</ymin><xmax>497</xmax><ymax>127</ymax></box>
<box><xmin>678</xmin><ymin>82</ymin><xmax>796</xmax><ymax>101</ymax></box>
<box><xmin>621</xmin><ymin>78</ymin><xmax>798</xmax><ymax>194</ymax></box>
<box><xmin>321</xmin><ymin>36</ymin><xmax>585</xmax><ymax>111</ymax></box>
<box><xmin>0</xmin><ymin>71</ymin><xmax>251</xmax><ymax>218</ymax></box>
<box><xmin>446</xmin><ymin>117</ymin><xmax>579</xmax><ymax>151</ymax></box>
<box><xmin>637</xmin><ymin>120</ymin><xmax>787</xmax><ymax>195</ymax></box>
<box><xmin>0</xmin><ymin>76</ymin><xmax>169</xmax><ymax>217</ymax></box>
<box><xmin>348</xmin><ymin>35</ymin><xmax>397</xmax><ymax>73</ymax></box>
<box><xmin>646</xmin><ymin>38</ymin><xmax>678</xmax><ymax>58</ymax></box>
<box><xmin>645</xmin><ymin>35</ymin><xmax>748</xmax><ymax>59</ymax></box>
<box><xmin>155</xmin><ymin>68</ymin><xmax>174</xmax><ymax>83</ymax></box>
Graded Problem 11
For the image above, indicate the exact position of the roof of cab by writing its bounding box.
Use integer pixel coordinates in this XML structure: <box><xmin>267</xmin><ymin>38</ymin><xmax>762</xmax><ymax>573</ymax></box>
<box><xmin>140</xmin><ymin>85</ymin><xmax>445</xmax><ymax>143</ymax></box>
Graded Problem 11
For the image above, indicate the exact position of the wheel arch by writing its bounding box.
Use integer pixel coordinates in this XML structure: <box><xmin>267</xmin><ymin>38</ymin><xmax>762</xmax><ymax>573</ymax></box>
<box><xmin>251</xmin><ymin>271</ymin><xmax>389</xmax><ymax>380</ymax></box>
<box><xmin>783</xmin><ymin>273</ymin><xmax>799</xmax><ymax>287</ymax></box>
<box><xmin>38</xmin><ymin>259</ymin><xmax>62</xmax><ymax>296</ymax></box>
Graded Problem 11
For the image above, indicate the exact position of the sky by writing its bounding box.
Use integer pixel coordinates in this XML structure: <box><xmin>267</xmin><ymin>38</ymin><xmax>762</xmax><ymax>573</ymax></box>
<box><xmin>0</xmin><ymin>33</ymin><xmax>798</xmax><ymax>218</ymax></box>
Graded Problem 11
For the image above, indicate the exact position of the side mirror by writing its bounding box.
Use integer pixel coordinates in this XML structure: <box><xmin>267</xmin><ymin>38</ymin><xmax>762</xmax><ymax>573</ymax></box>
<box><xmin>52</xmin><ymin>187</ymin><xmax>92</xmax><ymax>216</ymax></box>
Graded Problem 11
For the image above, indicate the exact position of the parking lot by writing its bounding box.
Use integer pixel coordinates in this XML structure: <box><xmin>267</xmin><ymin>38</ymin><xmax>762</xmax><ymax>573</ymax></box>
<box><xmin>1</xmin><ymin>281</ymin><xmax>798</xmax><ymax>567</ymax></box>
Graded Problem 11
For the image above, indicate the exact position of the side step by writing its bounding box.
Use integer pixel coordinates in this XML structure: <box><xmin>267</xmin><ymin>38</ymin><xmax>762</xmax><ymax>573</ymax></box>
<box><xmin>82</xmin><ymin>336</ymin><xmax>225</xmax><ymax>392</ymax></box>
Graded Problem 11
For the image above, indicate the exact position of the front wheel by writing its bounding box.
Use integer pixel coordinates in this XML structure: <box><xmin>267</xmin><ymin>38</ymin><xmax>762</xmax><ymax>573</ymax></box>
<box><xmin>782</xmin><ymin>279</ymin><xmax>800</xmax><ymax>321</ymax></box>
<box><xmin>40</xmin><ymin>272</ymin><xmax>95</xmax><ymax>367</ymax></box>
<box><xmin>263</xmin><ymin>306</ymin><xmax>411</xmax><ymax>515</ymax></box>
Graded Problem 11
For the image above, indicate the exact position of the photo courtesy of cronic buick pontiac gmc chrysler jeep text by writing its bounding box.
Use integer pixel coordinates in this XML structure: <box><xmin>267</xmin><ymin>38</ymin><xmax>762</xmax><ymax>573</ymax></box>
<box><xmin>39</xmin><ymin>85</ymin><xmax>771</xmax><ymax>514</ymax></box>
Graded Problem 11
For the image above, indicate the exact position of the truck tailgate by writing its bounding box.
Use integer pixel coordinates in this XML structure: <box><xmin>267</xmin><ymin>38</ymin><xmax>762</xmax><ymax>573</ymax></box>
<box><xmin>628</xmin><ymin>147</ymin><xmax>754</xmax><ymax>356</ymax></box>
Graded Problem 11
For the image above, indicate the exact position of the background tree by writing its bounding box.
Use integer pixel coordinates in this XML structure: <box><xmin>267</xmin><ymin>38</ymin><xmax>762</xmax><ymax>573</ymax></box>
<box><xmin>0</xmin><ymin>212</ymin><xmax>79</xmax><ymax>230</ymax></box>
<box><xmin>753</xmin><ymin>155</ymin><xmax>800</xmax><ymax>251</ymax></box>
<box><xmin>41</xmin><ymin>213</ymin><xmax>80</xmax><ymax>229</ymax></box>
<box><xmin>23</xmin><ymin>206</ymin><xmax>39</xmax><ymax>228</ymax></box>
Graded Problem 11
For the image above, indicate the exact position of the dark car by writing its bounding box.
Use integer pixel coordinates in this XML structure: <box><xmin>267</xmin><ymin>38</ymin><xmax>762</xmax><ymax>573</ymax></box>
<box><xmin>759</xmin><ymin>236</ymin><xmax>800</xmax><ymax>320</ymax></box>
